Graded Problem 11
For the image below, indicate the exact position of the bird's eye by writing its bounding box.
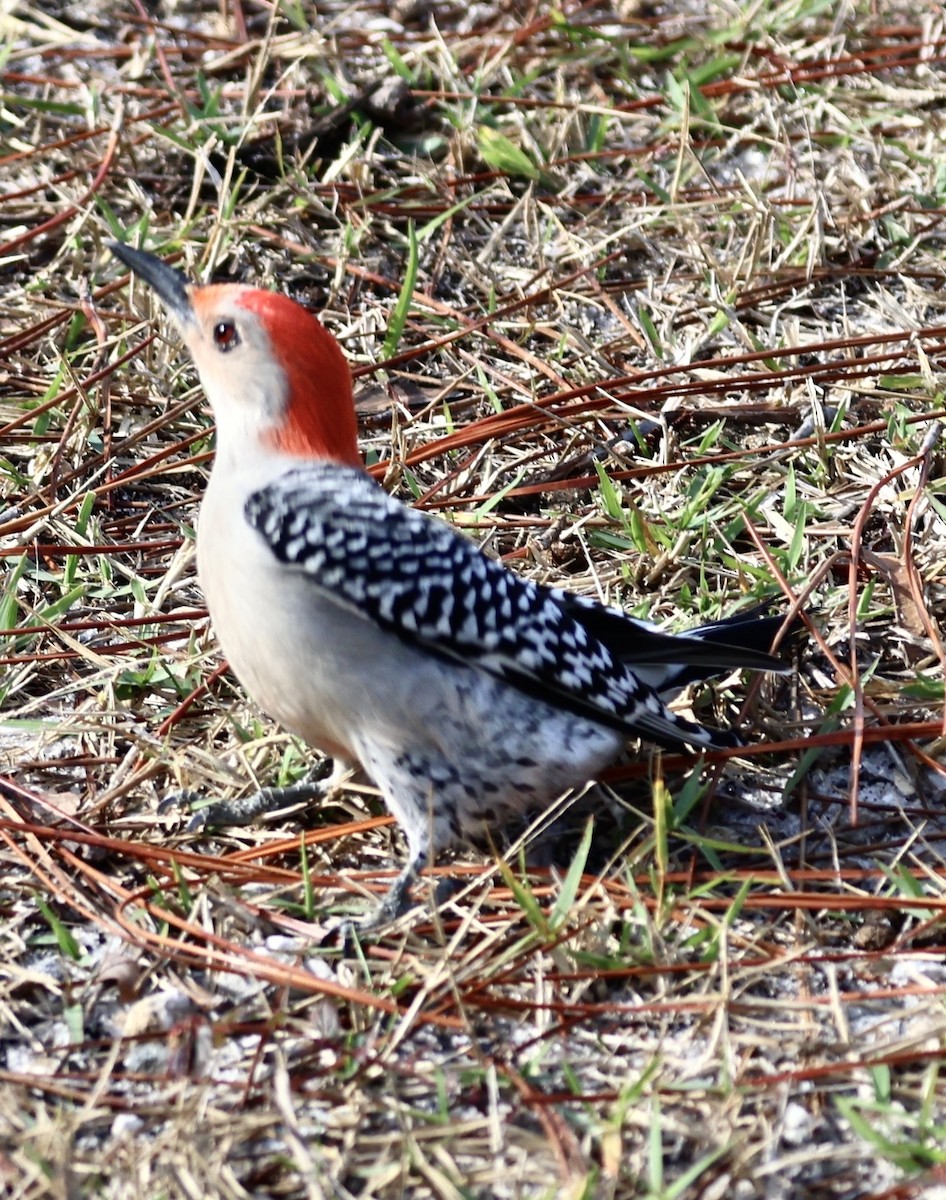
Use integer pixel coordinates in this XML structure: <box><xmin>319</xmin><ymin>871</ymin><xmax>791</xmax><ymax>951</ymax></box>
<box><xmin>212</xmin><ymin>320</ymin><xmax>240</xmax><ymax>352</ymax></box>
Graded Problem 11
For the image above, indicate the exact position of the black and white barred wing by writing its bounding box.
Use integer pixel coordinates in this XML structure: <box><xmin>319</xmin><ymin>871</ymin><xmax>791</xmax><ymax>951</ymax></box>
<box><xmin>245</xmin><ymin>464</ymin><xmax>732</xmax><ymax>749</ymax></box>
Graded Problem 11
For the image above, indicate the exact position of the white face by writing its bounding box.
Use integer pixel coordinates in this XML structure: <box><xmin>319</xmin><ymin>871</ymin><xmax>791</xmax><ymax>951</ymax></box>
<box><xmin>182</xmin><ymin>286</ymin><xmax>290</xmax><ymax>462</ymax></box>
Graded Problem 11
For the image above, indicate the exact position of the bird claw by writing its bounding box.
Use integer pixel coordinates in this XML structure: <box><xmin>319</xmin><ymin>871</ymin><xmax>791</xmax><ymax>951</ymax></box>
<box><xmin>159</xmin><ymin>762</ymin><xmax>336</xmax><ymax>830</ymax></box>
<box><xmin>319</xmin><ymin>914</ymin><xmax>374</xmax><ymax>952</ymax></box>
<box><xmin>156</xmin><ymin>788</ymin><xmax>203</xmax><ymax>816</ymax></box>
<box><xmin>317</xmin><ymin>854</ymin><xmax>430</xmax><ymax>948</ymax></box>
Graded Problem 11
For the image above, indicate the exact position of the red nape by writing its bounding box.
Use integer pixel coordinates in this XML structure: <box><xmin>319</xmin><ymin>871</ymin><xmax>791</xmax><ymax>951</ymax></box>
<box><xmin>237</xmin><ymin>288</ymin><xmax>361</xmax><ymax>466</ymax></box>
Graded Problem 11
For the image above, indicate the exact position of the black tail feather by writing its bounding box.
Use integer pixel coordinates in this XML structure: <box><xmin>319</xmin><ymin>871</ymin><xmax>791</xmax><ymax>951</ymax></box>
<box><xmin>559</xmin><ymin>594</ymin><xmax>805</xmax><ymax>692</ymax></box>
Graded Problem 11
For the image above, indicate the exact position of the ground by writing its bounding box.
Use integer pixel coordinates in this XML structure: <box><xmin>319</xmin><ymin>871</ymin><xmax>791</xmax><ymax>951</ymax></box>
<box><xmin>3</xmin><ymin>1</ymin><xmax>946</xmax><ymax>1197</ymax></box>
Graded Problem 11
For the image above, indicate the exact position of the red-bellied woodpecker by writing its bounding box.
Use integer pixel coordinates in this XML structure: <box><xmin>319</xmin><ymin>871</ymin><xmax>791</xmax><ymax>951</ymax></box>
<box><xmin>110</xmin><ymin>242</ymin><xmax>799</xmax><ymax>924</ymax></box>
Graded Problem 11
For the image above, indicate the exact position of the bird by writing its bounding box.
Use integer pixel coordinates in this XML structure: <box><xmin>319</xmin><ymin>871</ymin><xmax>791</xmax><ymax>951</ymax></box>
<box><xmin>109</xmin><ymin>241</ymin><xmax>799</xmax><ymax>925</ymax></box>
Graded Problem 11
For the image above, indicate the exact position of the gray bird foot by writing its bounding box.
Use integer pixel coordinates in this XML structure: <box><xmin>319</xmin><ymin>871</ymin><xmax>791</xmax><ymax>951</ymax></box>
<box><xmin>325</xmin><ymin>851</ymin><xmax>430</xmax><ymax>946</ymax></box>
<box><xmin>374</xmin><ymin>854</ymin><xmax>426</xmax><ymax>925</ymax></box>
<box><xmin>159</xmin><ymin>759</ymin><xmax>336</xmax><ymax>831</ymax></box>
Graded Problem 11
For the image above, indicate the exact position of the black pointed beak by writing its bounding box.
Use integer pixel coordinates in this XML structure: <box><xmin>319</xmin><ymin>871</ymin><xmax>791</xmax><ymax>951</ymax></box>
<box><xmin>109</xmin><ymin>242</ymin><xmax>195</xmax><ymax>329</ymax></box>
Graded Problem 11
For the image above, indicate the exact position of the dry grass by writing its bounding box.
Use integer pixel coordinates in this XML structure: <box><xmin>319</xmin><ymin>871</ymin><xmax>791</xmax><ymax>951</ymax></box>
<box><xmin>4</xmin><ymin>0</ymin><xmax>946</xmax><ymax>1196</ymax></box>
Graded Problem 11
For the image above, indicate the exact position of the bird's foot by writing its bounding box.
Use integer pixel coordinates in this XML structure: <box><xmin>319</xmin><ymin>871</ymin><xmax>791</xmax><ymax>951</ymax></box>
<box><xmin>322</xmin><ymin>852</ymin><xmax>429</xmax><ymax>947</ymax></box>
<box><xmin>159</xmin><ymin>759</ymin><xmax>338</xmax><ymax>831</ymax></box>
<box><xmin>372</xmin><ymin>858</ymin><xmax>424</xmax><ymax>926</ymax></box>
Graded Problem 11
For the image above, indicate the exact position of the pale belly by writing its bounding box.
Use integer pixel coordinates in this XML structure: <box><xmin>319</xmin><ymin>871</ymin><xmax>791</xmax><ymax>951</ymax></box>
<box><xmin>196</xmin><ymin>485</ymin><xmax>625</xmax><ymax>854</ymax></box>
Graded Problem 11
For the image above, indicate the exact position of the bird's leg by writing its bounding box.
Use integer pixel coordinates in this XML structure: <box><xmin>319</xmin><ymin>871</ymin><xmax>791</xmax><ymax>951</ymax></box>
<box><xmin>329</xmin><ymin>836</ymin><xmax>432</xmax><ymax>946</ymax></box>
<box><xmin>160</xmin><ymin>758</ymin><xmax>342</xmax><ymax>831</ymax></box>
<box><xmin>325</xmin><ymin>848</ymin><xmax>430</xmax><ymax>950</ymax></box>
<box><xmin>373</xmin><ymin>847</ymin><xmax>429</xmax><ymax>926</ymax></box>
